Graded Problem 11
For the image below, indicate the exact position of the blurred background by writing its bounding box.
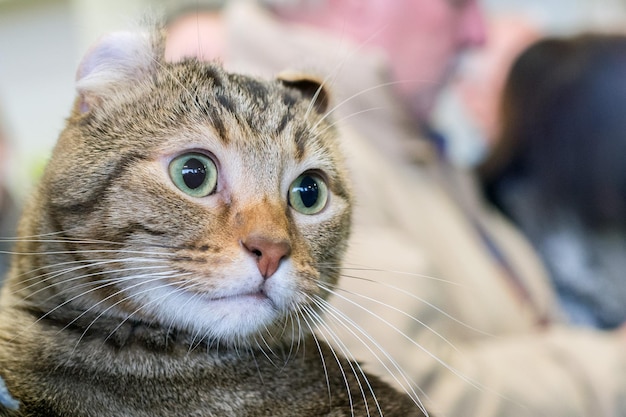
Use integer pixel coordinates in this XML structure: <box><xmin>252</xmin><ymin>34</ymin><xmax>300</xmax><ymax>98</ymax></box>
<box><xmin>1</xmin><ymin>0</ymin><xmax>626</xmax><ymax>197</ymax></box>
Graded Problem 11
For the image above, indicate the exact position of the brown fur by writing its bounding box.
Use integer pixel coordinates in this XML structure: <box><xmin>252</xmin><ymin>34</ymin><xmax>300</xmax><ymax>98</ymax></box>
<box><xmin>0</xmin><ymin>30</ymin><xmax>428</xmax><ymax>416</ymax></box>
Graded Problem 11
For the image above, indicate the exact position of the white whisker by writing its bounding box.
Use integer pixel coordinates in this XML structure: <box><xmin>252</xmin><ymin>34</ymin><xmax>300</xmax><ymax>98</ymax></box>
<box><xmin>13</xmin><ymin>259</ymin><xmax>168</xmax><ymax>296</ymax></box>
<box><xmin>322</xmin><ymin>263</ymin><xmax>464</xmax><ymax>286</ymax></box>
<box><xmin>316</xmin><ymin>106</ymin><xmax>387</xmax><ymax>136</ymax></box>
<box><xmin>337</xmin><ymin>272</ymin><xmax>496</xmax><ymax>338</ymax></box>
<box><xmin>312</xmin><ymin>80</ymin><xmax>408</xmax><ymax>132</ymax></box>
<box><xmin>305</xmin><ymin>23</ymin><xmax>389</xmax><ymax>121</ymax></box>
<box><xmin>73</xmin><ymin>272</ymin><xmax>194</xmax><ymax>348</ymax></box>
<box><xmin>61</xmin><ymin>271</ymin><xmax>178</xmax><ymax>331</ymax></box>
<box><xmin>311</xmin><ymin>292</ymin><xmax>430</xmax><ymax>416</ymax></box>
<box><xmin>254</xmin><ymin>336</ymin><xmax>281</xmax><ymax>369</ymax></box>
<box><xmin>1</xmin><ymin>248</ymin><xmax>177</xmax><ymax>258</ymax></box>
<box><xmin>16</xmin><ymin>267</ymin><xmax>172</xmax><ymax>335</ymax></box>
<box><xmin>297</xmin><ymin>307</ymin><xmax>338</xmax><ymax>414</ymax></box>
<box><xmin>302</xmin><ymin>302</ymin><xmax>375</xmax><ymax>417</ymax></box>
<box><xmin>316</xmin><ymin>280</ymin><xmax>496</xmax><ymax>400</ymax></box>
<box><xmin>322</xmin><ymin>280</ymin><xmax>460</xmax><ymax>354</ymax></box>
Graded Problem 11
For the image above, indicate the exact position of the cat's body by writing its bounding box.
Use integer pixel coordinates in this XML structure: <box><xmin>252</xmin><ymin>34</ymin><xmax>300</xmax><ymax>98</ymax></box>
<box><xmin>0</xmin><ymin>31</ymin><xmax>426</xmax><ymax>416</ymax></box>
<box><xmin>0</xmin><ymin>306</ymin><xmax>413</xmax><ymax>416</ymax></box>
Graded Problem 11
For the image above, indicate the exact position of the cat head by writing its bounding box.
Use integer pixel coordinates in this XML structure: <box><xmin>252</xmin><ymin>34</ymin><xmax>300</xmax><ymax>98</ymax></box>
<box><xmin>23</xmin><ymin>30</ymin><xmax>351</xmax><ymax>347</ymax></box>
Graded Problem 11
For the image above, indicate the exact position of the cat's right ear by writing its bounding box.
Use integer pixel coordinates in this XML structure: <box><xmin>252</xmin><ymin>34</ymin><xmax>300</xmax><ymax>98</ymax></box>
<box><xmin>277</xmin><ymin>71</ymin><xmax>331</xmax><ymax>115</ymax></box>
<box><xmin>75</xmin><ymin>31</ymin><xmax>160</xmax><ymax>113</ymax></box>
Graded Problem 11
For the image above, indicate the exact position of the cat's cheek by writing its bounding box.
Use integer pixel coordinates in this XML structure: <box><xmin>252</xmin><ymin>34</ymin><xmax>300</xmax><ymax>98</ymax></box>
<box><xmin>263</xmin><ymin>270</ymin><xmax>302</xmax><ymax>310</ymax></box>
<box><xmin>264</xmin><ymin>263</ymin><xmax>318</xmax><ymax>308</ymax></box>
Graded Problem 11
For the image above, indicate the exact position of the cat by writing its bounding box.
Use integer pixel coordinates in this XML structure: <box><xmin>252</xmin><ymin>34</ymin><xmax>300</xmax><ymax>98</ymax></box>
<box><xmin>0</xmin><ymin>29</ymin><xmax>429</xmax><ymax>417</ymax></box>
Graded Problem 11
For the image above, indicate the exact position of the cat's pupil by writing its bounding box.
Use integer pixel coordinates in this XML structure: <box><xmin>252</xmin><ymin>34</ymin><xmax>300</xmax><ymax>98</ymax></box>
<box><xmin>181</xmin><ymin>158</ymin><xmax>207</xmax><ymax>190</ymax></box>
<box><xmin>297</xmin><ymin>176</ymin><xmax>319</xmax><ymax>208</ymax></box>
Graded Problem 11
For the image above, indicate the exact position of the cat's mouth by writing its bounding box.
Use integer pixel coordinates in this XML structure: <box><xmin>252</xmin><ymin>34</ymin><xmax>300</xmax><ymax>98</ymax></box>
<box><xmin>202</xmin><ymin>290</ymin><xmax>281</xmax><ymax>318</ymax></box>
<box><xmin>193</xmin><ymin>287</ymin><xmax>279</xmax><ymax>308</ymax></box>
<box><xmin>210</xmin><ymin>291</ymin><xmax>268</xmax><ymax>302</ymax></box>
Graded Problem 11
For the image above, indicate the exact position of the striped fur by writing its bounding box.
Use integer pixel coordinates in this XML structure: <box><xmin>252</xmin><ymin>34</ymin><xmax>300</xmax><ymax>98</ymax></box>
<box><xmin>0</xmin><ymin>31</ymin><xmax>426</xmax><ymax>416</ymax></box>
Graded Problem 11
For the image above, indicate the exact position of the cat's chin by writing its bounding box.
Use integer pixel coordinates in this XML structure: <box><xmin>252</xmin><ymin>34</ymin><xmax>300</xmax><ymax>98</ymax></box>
<box><xmin>145</xmin><ymin>286</ymin><xmax>291</xmax><ymax>345</ymax></box>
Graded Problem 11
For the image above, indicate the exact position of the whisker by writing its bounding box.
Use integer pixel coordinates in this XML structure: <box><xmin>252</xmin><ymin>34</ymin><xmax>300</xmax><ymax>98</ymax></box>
<box><xmin>11</xmin><ymin>258</ymin><xmax>112</xmax><ymax>282</ymax></box>
<box><xmin>0</xmin><ymin>248</ymin><xmax>178</xmax><ymax>258</ymax></box>
<box><xmin>336</xmin><ymin>271</ymin><xmax>495</xmax><ymax>338</ymax></box>
<box><xmin>0</xmin><ymin>232</ymin><xmax>170</xmax><ymax>253</ymax></box>
<box><xmin>291</xmin><ymin>310</ymin><xmax>306</xmax><ymax>365</ymax></box>
<box><xmin>0</xmin><ymin>230</ymin><xmax>75</xmax><ymax>241</ymax></box>
<box><xmin>315</xmin><ymin>106</ymin><xmax>387</xmax><ymax>136</ymax></box>
<box><xmin>249</xmin><ymin>343</ymin><xmax>266</xmax><ymax>386</ymax></box>
<box><xmin>0</xmin><ymin>274</ymin><xmax>121</xmax><ymax>350</ymax></box>
<box><xmin>0</xmin><ymin>227</ymin><xmax>204</xmax><ymax>253</ymax></box>
<box><xmin>312</xmin><ymin>80</ymin><xmax>410</xmax><ymax>132</ymax></box>
<box><xmin>49</xmin><ymin>270</ymin><xmax>177</xmax><ymax>332</ymax></box>
<box><xmin>0</xmin><ymin>270</ymin><xmax>174</xmax><ymax>349</ymax></box>
<box><xmin>305</xmin><ymin>23</ymin><xmax>390</xmax><ymax>121</ymax></box>
<box><xmin>322</xmin><ymin>263</ymin><xmax>464</xmax><ymax>286</ymax></box>
<box><xmin>322</xmin><ymin>280</ymin><xmax>460</xmax><ymax>353</ymax></box>
<box><xmin>254</xmin><ymin>336</ymin><xmax>281</xmax><ymax>369</ymax></box>
<box><xmin>311</xmin><ymin>293</ymin><xmax>429</xmax><ymax>416</ymax></box>
<box><xmin>186</xmin><ymin>305</ymin><xmax>213</xmax><ymax>353</ymax></box>
<box><xmin>316</xmin><ymin>280</ymin><xmax>494</xmax><ymax>399</ymax></box>
<box><xmin>282</xmin><ymin>312</ymin><xmax>299</xmax><ymax>366</ymax></box>
<box><xmin>0</xmin><ymin>237</ymin><xmax>124</xmax><ymax>246</ymax></box>
<box><xmin>303</xmin><ymin>302</ymin><xmax>375</xmax><ymax>417</ymax></box>
<box><xmin>12</xmin><ymin>259</ymin><xmax>168</xmax><ymax>296</ymax></box>
<box><xmin>298</xmin><ymin>306</ymin><xmax>348</xmax><ymax>416</ymax></box>
<box><xmin>73</xmin><ymin>272</ymin><xmax>195</xmax><ymax>349</ymax></box>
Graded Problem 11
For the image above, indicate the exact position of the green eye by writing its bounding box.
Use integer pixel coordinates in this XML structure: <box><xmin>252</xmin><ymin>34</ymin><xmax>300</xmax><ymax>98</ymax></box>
<box><xmin>168</xmin><ymin>153</ymin><xmax>217</xmax><ymax>197</ymax></box>
<box><xmin>288</xmin><ymin>173</ymin><xmax>328</xmax><ymax>215</ymax></box>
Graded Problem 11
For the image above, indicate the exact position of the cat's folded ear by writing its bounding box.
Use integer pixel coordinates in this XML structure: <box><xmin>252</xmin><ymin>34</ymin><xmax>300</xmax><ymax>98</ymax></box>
<box><xmin>75</xmin><ymin>31</ymin><xmax>162</xmax><ymax>113</ymax></box>
<box><xmin>277</xmin><ymin>71</ymin><xmax>330</xmax><ymax>115</ymax></box>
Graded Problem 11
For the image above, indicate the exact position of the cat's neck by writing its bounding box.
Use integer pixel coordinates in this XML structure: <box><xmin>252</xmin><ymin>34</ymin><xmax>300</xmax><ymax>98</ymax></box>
<box><xmin>11</xmin><ymin>302</ymin><xmax>301</xmax><ymax>357</ymax></box>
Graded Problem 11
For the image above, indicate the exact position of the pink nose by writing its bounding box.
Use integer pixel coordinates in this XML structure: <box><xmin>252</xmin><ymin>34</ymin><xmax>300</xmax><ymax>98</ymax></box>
<box><xmin>242</xmin><ymin>236</ymin><xmax>292</xmax><ymax>278</ymax></box>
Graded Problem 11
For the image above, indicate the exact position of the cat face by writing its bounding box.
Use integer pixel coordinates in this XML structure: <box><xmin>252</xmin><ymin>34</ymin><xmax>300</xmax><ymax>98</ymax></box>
<box><xmin>24</xmin><ymin>32</ymin><xmax>351</xmax><ymax>347</ymax></box>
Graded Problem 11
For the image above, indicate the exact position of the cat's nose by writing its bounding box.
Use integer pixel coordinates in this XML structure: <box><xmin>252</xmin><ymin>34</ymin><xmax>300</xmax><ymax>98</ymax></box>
<box><xmin>242</xmin><ymin>235</ymin><xmax>292</xmax><ymax>279</ymax></box>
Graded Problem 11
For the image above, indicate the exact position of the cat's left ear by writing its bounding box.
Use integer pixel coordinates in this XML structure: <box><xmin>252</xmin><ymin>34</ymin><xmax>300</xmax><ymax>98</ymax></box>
<box><xmin>277</xmin><ymin>71</ymin><xmax>330</xmax><ymax>115</ymax></box>
<box><xmin>75</xmin><ymin>31</ymin><xmax>162</xmax><ymax>113</ymax></box>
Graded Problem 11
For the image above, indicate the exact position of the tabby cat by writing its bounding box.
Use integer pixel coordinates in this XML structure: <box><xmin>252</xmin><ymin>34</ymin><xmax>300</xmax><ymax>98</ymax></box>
<box><xmin>0</xmin><ymin>30</ymin><xmax>428</xmax><ymax>416</ymax></box>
